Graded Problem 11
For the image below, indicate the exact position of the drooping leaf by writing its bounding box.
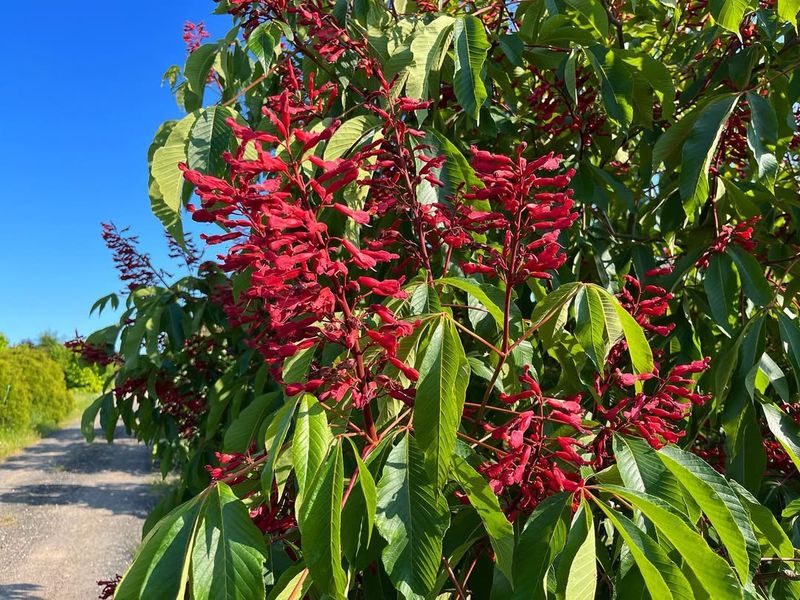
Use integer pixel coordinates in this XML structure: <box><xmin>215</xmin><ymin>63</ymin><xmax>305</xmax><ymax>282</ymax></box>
<box><xmin>223</xmin><ymin>393</ymin><xmax>279</xmax><ymax>453</ymax></box>
<box><xmin>555</xmin><ymin>501</ymin><xmax>597</xmax><ymax>600</ymax></box>
<box><xmin>187</xmin><ymin>105</ymin><xmax>236</xmax><ymax>176</ymax></box>
<box><xmin>511</xmin><ymin>493</ymin><xmax>571</xmax><ymax>600</ymax></box>
<box><xmin>593</xmin><ymin>498</ymin><xmax>694</xmax><ymax>599</ymax></box>
<box><xmin>762</xmin><ymin>403</ymin><xmax>800</xmax><ymax>473</ymax></box>
<box><xmin>323</xmin><ymin>115</ymin><xmax>381</xmax><ymax>161</ymax></box>
<box><xmin>452</xmin><ymin>455</ymin><xmax>514</xmax><ymax>584</ymax></box>
<box><xmin>293</xmin><ymin>393</ymin><xmax>333</xmax><ymax>500</ymax></box>
<box><xmin>185</xmin><ymin>43</ymin><xmax>219</xmax><ymax>99</ymax></box>
<box><xmin>191</xmin><ymin>483</ymin><xmax>270</xmax><ymax>600</ymax></box>
<box><xmin>413</xmin><ymin>316</ymin><xmax>470</xmax><ymax>489</ymax></box>
<box><xmin>296</xmin><ymin>442</ymin><xmax>347</xmax><ymax>599</ymax></box>
<box><xmin>150</xmin><ymin>111</ymin><xmax>198</xmax><ymax>235</ymax></box>
<box><xmin>657</xmin><ymin>445</ymin><xmax>760</xmax><ymax>583</ymax></box>
<box><xmin>452</xmin><ymin>16</ymin><xmax>490</xmax><ymax>120</ymax></box>
<box><xmin>600</xmin><ymin>485</ymin><xmax>743</xmax><ymax>599</ymax></box>
<box><xmin>679</xmin><ymin>95</ymin><xmax>738</xmax><ymax>220</ymax></box>
<box><xmin>375</xmin><ymin>434</ymin><xmax>451</xmax><ymax>600</ymax></box>
<box><xmin>726</xmin><ymin>245</ymin><xmax>773</xmax><ymax>307</ymax></box>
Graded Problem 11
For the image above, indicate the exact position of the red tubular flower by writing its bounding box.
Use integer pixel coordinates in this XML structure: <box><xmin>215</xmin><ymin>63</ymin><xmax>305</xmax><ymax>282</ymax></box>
<box><xmin>696</xmin><ymin>217</ymin><xmax>760</xmax><ymax>269</ymax></box>
<box><xmin>455</xmin><ymin>144</ymin><xmax>578</xmax><ymax>286</ymax></box>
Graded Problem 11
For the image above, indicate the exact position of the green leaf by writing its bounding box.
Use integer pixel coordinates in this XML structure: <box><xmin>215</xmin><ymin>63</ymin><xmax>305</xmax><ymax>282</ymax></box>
<box><xmin>709</xmin><ymin>0</ymin><xmax>755</xmax><ymax>33</ymax></box>
<box><xmin>406</xmin><ymin>15</ymin><xmax>455</xmax><ymax>106</ymax></box>
<box><xmin>778</xmin><ymin>0</ymin><xmax>800</xmax><ymax>27</ymax></box>
<box><xmin>452</xmin><ymin>455</ymin><xmax>514</xmax><ymax>584</ymax></box>
<box><xmin>762</xmin><ymin>403</ymin><xmax>800</xmax><ymax>472</ymax></box>
<box><xmin>584</xmin><ymin>46</ymin><xmax>634</xmax><ymax>129</ymax></box>
<box><xmin>657</xmin><ymin>445</ymin><xmax>760</xmax><ymax>583</ymax></box>
<box><xmin>412</xmin><ymin>316</ymin><xmax>470</xmax><ymax>489</ymax></box>
<box><xmin>679</xmin><ymin>95</ymin><xmax>738</xmax><ymax>220</ymax></box>
<box><xmin>345</xmin><ymin>437</ymin><xmax>378</xmax><ymax>547</ymax></box>
<box><xmin>746</xmin><ymin>92</ymin><xmax>779</xmax><ymax>187</ymax></box>
<box><xmin>576</xmin><ymin>285</ymin><xmax>623</xmax><ymax>371</ymax></box>
<box><xmin>729</xmin><ymin>479</ymin><xmax>795</xmax><ymax>558</ymax></box>
<box><xmin>452</xmin><ymin>16</ymin><xmax>490</xmax><ymax>120</ymax></box>
<box><xmin>81</xmin><ymin>393</ymin><xmax>107</xmax><ymax>442</ymax></box>
<box><xmin>247</xmin><ymin>22</ymin><xmax>278</xmax><ymax>71</ymax></box>
<box><xmin>261</xmin><ymin>396</ymin><xmax>299</xmax><ymax>502</ymax></box>
<box><xmin>613</xmin><ymin>435</ymin><xmax>688</xmax><ymax>514</ymax></box>
<box><xmin>150</xmin><ymin>112</ymin><xmax>197</xmax><ymax>235</ymax></box>
<box><xmin>600</xmin><ymin>485</ymin><xmax>743</xmax><ymax>599</ymax></box>
<box><xmin>185</xmin><ymin>43</ymin><xmax>218</xmax><ymax>99</ymax></box>
<box><xmin>438</xmin><ymin>277</ymin><xmax>505</xmax><ymax>329</ymax></box>
<box><xmin>511</xmin><ymin>493</ymin><xmax>571</xmax><ymax>600</ymax></box>
<box><xmin>267</xmin><ymin>567</ymin><xmax>311</xmax><ymax>600</ymax></box>
<box><xmin>726</xmin><ymin>245</ymin><xmax>773</xmax><ymax>306</ymax></box>
<box><xmin>779</xmin><ymin>313</ymin><xmax>800</xmax><ymax>388</ymax></box>
<box><xmin>323</xmin><ymin>115</ymin><xmax>381</xmax><ymax>161</ymax></box>
<box><xmin>296</xmin><ymin>441</ymin><xmax>347</xmax><ymax>600</ymax></box>
<box><xmin>116</xmin><ymin>496</ymin><xmax>204</xmax><ymax>599</ymax></box>
<box><xmin>555</xmin><ymin>501</ymin><xmax>597</xmax><ymax>600</ymax></box>
<box><xmin>704</xmin><ymin>252</ymin><xmax>737</xmax><ymax>329</ymax></box>
<box><xmin>613</xmin><ymin>298</ymin><xmax>655</xmax><ymax>375</ymax></box>
<box><xmin>422</xmin><ymin>129</ymin><xmax>483</xmax><ymax>199</ymax></box>
<box><xmin>593</xmin><ymin>499</ymin><xmax>694</xmax><ymax>599</ymax></box>
<box><xmin>187</xmin><ymin>105</ymin><xmax>235</xmax><ymax>176</ymax></box>
<box><xmin>529</xmin><ymin>282</ymin><xmax>582</xmax><ymax>332</ymax></box>
<box><xmin>375</xmin><ymin>433</ymin><xmax>450</xmax><ymax>600</ymax></box>
<box><xmin>293</xmin><ymin>393</ymin><xmax>333</xmax><ymax>500</ymax></box>
<box><xmin>191</xmin><ymin>483</ymin><xmax>270</xmax><ymax>600</ymax></box>
<box><xmin>223</xmin><ymin>393</ymin><xmax>279</xmax><ymax>453</ymax></box>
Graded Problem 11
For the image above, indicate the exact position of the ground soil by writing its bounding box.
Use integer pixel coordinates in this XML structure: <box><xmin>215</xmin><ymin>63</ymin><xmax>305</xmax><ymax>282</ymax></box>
<box><xmin>0</xmin><ymin>420</ymin><xmax>157</xmax><ymax>599</ymax></box>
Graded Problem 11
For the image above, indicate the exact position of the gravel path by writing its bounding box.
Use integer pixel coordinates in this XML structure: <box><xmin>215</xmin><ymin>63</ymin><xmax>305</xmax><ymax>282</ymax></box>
<box><xmin>0</xmin><ymin>420</ymin><xmax>157</xmax><ymax>599</ymax></box>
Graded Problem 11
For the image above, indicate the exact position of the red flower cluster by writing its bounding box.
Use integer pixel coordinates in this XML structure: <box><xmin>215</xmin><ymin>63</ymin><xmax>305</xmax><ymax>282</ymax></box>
<box><xmin>478</xmin><ymin>368</ymin><xmax>588</xmax><ymax>516</ymax></box>
<box><xmin>527</xmin><ymin>67</ymin><xmax>605</xmax><ymax>145</ymax></box>
<box><xmin>695</xmin><ymin>216</ymin><xmax>759</xmax><ymax>269</ymax></box>
<box><xmin>102</xmin><ymin>223</ymin><xmax>163</xmax><ymax>291</ymax></box>
<box><xmin>183</xmin><ymin>73</ymin><xmax>425</xmax><ymax>410</ymax></box>
<box><xmin>154</xmin><ymin>379</ymin><xmax>206</xmax><ymax>439</ymax></box>
<box><xmin>183</xmin><ymin>21</ymin><xmax>210</xmax><ymax>53</ymax></box>
<box><xmin>65</xmin><ymin>336</ymin><xmax>120</xmax><ymax>367</ymax></box>
<box><xmin>453</xmin><ymin>144</ymin><xmax>578</xmax><ymax>285</ymax></box>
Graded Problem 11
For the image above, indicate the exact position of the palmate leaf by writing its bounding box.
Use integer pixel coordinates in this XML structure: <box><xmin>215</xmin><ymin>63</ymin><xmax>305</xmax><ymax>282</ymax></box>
<box><xmin>296</xmin><ymin>441</ymin><xmax>347</xmax><ymax>600</ymax></box>
<box><xmin>405</xmin><ymin>15</ymin><xmax>455</xmax><ymax>105</ymax></box>
<box><xmin>593</xmin><ymin>498</ymin><xmax>694</xmax><ymax>599</ymax></box>
<box><xmin>575</xmin><ymin>284</ymin><xmax>622</xmax><ymax>371</ymax></box>
<box><xmin>709</xmin><ymin>0</ymin><xmax>755</xmax><ymax>33</ymax></box>
<box><xmin>510</xmin><ymin>493</ymin><xmax>571</xmax><ymax>600</ymax></box>
<box><xmin>116</xmin><ymin>483</ymin><xmax>268</xmax><ymax>600</ymax></box>
<box><xmin>657</xmin><ymin>445</ymin><xmax>760</xmax><ymax>583</ymax></box>
<box><xmin>555</xmin><ymin>501</ymin><xmax>597</xmax><ymax>600</ymax></box>
<box><xmin>223</xmin><ymin>392</ymin><xmax>279</xmax><ymax>453</ymax></box>
<box><xmin>600</xmin><ymin>485</ymin><xmax>744</xmax><ymax>599</ymax></box>
<box><xmin>375</xmin><ymin>433</ymin><xmax>450</xmax><ymax>600</ymax></box>
<box><xmin>191</xmin><ymin>484</ymin><xmax>271</xmax><ymax>600</ymax></box>
<box><xmin>412</xmin><ymin>315</ymin><xmax>470</xmax><ymax>490</ymax></box>
<box><xmin>323</xmin><ymin>114</ymin><xmax>381</xmax><ymax>161</ymax></box>
<box><xmin>452</xmin><ymin>15</ymin><xmax>490</xmax><ymax>120</ymax></box>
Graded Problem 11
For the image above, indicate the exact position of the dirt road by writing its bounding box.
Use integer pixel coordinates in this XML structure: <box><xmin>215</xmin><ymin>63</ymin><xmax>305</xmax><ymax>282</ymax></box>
<box><xmin>0</xmin><ymin>421</ymin><xmax>156</xmax><ymax>599</ymax></box>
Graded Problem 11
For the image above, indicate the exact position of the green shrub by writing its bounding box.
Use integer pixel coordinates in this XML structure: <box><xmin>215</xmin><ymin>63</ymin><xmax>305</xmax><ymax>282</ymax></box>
<box><xmin>0</xmin><ymin>351</ymin><xmax>32</xmax><ymax>431</ymax></box>
<box><xmin>6</xmin><ymin>346</ymin><xmax>73</xmax><ymax>427</ymax></box>
<box><xmin>38</xmin><ymin>333</ymin><xmax>104</xmax><ymax>392</ymax></box>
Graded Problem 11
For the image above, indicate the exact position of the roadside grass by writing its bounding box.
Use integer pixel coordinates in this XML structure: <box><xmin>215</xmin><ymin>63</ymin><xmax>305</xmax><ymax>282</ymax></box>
<box><xmin>0</xmin><ymin>390</ymin><xmax>98</xmax><ymax>460</ymax></box>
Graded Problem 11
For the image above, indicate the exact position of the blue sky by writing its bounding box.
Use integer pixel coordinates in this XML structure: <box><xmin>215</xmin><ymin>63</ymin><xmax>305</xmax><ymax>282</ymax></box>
<box><xmin>0</xmin><ymin>1</ymin><xmax>228</xmax><ymax>344</ymax></box>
